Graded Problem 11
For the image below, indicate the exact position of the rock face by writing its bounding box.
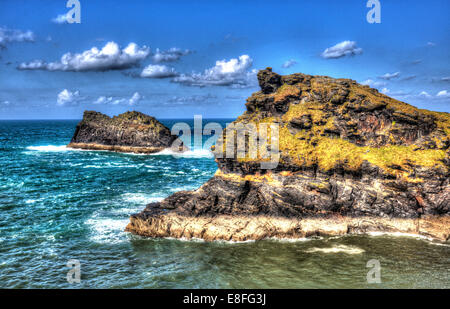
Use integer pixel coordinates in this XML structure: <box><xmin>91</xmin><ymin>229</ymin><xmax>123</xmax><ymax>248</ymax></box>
<box><xmin>126</xmin><ymin>68</ymin><xmax>450</xmax><ymax>241</ymax></box>
<box><xmin>68</xmin><ymin>111</ymin><xmax>180</xmax><ymax>153</ymax></box>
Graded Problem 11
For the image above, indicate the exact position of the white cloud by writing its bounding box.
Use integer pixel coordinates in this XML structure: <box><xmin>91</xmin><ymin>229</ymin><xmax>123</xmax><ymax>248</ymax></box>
<box><xmin>426</xmin><ymin>42</ymin><xmax>436</xmax><ymax>47</ymax></box>
<box><xmin>167</xmin><ymin>94</ymin><xmax>217</xmax><ymax>105</ymax></box>
<box><xmin>57</xmin><ymin>89</ymin><xmax>80</xmax><ymax>106</ymax></box>
<box><xmin>173</xmin><ymin>54</ymin><xmax>257</xmax><ymax>87</ymax></box>
<box><xmin>1</xmin><ymin>100</ymin><xmax>10</xmax><ymax>105</ymax></box>
<box><xmin>128</xmin><ymin>92</ymin><xmax>142</xmax><ymax>105</ymax></box>
<box><xmin>361</xmin><ymin>79</ymin><xmax>386</xmax><ymax>88</ymax></box>
<box><xmin>93</xmin><ymin>96</ymin><xmax>113</xmax><ymax>104</ymax></box>
<box><xmin>379</xmin><ymin>72</ymin><xmax>400</xmax><ymax>80</ymax></box>
<box><xmin>0</xmin><ymin>27</ymin><xmax>35</xmax><ymax>48</ymax></box>
<box><xmin>383</xmin><ymin>89</ymin><xmax>450</xmax><ymax>102</ymax></box>
<box><xmin>379</xmin><ymin>88</ymin><xmax>408</xmax><ymax>97</ymax></box>
<box><xmin>52</xmin><ymin>14</ymin><xmax>68</xmax><ymax>24</ymax></box>
<box><xmin>436</xmin><ymin>90</ymin><xmax>449</xmax><ymax>98</ymax></box>
<box><xmin>321</xmin><ymin>41</ymin><xmax>362</xmax><ymax>59</ymax></box>
<box><xmin>18</xmin><ymin>41</ymin><xmax>150</xmax><ymax>71</ymax></box>
<box><xmin>419</xmin><ymin>91</ymin><xmax>432</xmax><ymax>98</ymax></box>
<box><xmin>282</xmin><ymin>59</ymin><xmax>297</xmax><ymax>68</ymax></box>
<box><xmin>93</xmin><ymin>92</ymin><xmax>142</xmax><ymax>106</ymax></box>
<box><xmin>140</xmin><ymin>64</ymin><xmax>178</xmax><ymax>78</ymax></box>
<box><xmin>152</xmin><ymin>48</ymin><xmax>192</xmax><ymax>63</ymax></box>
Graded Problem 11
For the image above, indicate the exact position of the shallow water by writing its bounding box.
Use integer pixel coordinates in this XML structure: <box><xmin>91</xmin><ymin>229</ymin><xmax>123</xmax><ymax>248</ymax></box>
<box><xmin>0</xmin><ymin>120</ymin><xmax>448</xmax><ymax>288</ymax></box>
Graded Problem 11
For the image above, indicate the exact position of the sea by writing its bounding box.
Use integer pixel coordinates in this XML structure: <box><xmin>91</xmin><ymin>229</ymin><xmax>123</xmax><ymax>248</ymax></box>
<box><xmin>0</xmin><ymin>119</ymin><xmax>448</xmax><ymax>288</ymax></box>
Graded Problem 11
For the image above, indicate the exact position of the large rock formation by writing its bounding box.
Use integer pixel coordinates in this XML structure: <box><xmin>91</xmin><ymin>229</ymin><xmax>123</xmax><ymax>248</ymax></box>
<box><xmin>68</xmin><ymin>111</ymin><xmax>181</xmax><ymax>154</ymax></box>
<box><xmin>126</xmin><ymin>68</ymin><xmax>450</xmax><ymax>241</ymax></box>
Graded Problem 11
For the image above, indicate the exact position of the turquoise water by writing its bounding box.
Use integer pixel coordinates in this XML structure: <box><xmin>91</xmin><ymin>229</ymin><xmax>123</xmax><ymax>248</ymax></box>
<box><xmin>0</xmin><ymin>120</ymin><xmax>448</xmax><ymax>288</ymax></box>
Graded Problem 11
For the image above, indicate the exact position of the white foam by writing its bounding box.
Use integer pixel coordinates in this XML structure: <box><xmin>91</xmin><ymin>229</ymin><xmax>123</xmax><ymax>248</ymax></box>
<box><xmin>306</xmin><ymin>244</ymin><xmax>365</xmax><ymax>254</ymax></box>
<box><xmin>121</xmin><ymin>193</ymin><xmax>164</xmax><ymax>204</ymax></box>
<box><xmin>85</xmin><ymin>217</ymin><xmax>129</xmax><ymax>244</ymax></box>
<box><xmin>268</xmin><ymin>237</ymin><xmax>317</xmax><ymax>242</ymax></box>
<box><xmin>151</xmin><ymin>148</ymin><xmax>214</xmax><ymax>158</ymax></box>
<box><xmin>26</xmin><ymin>145</ymin><xmax>69</xmax><ymax>152</ymax></box>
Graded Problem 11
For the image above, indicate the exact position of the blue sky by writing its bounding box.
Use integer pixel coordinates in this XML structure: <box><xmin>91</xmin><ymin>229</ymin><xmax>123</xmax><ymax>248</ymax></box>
<box><xmin>0</xmin><ymin>0</ymin><xmax>449</xmax><ymax>119</ymax></box>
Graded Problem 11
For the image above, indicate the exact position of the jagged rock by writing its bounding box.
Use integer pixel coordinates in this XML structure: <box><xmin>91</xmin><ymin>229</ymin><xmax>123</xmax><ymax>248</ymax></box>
<box><xmin>257</xmin><ymin>67</ymin><xmax>282</xmax><ymax>94</ymax></box>
<box><xmin>126</xmin><ymin>69</ymin><xmax>450</xmax><ymax>241</ymax></box>
<box><xmin>68</xmin><ymin>111</ymin><xmax>182</xmax><ymax>154</ymax></box>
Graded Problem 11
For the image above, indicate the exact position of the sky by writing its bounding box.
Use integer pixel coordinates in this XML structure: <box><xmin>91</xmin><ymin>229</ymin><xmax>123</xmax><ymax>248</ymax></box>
<box><xmin>0</xmin><ymin>0</ymin><xmax>449</xmax><ymax>119</ymax></box>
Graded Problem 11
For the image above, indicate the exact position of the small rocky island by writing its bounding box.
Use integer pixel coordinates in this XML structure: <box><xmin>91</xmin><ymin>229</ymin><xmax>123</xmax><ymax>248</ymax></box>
<box><xmin>126</xmin><ymin>68</ymin><xmax>450</xmax><ymax>241</ymax></box>
<box><xmin>68</xmin><ymin>111</ymin><xmax>181</xmax><ymax>154</ymax></box>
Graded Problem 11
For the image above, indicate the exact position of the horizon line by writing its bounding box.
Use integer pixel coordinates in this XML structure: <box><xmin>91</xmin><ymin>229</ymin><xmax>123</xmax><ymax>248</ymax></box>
<box><xmin>0</xmin><ymin>117</ymin><xmax>238</xmax><ymax>121</ymax></box>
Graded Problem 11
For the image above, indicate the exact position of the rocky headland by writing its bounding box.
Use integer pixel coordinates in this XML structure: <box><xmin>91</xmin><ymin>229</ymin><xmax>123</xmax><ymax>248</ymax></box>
<box><xmin>68</xmin><ymin>111</ymin><xmax>182</xmax><ymax>154</ymax></box>
<box><xmin>126</xmin><ymin>68</ymin><xmax>450</xmax><ymax>241</ymax></box>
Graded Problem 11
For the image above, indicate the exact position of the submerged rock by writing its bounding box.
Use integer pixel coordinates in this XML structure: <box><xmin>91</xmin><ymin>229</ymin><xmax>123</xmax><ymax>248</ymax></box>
<box><xmin>68</xmin><ymin>111</ymin><xmax>182</xmax><ymax>154</ymax></box>
<box><xmin>126</xmin><ymin>68</ymin><xmax>450</xmax><ymax>241</ymax></box>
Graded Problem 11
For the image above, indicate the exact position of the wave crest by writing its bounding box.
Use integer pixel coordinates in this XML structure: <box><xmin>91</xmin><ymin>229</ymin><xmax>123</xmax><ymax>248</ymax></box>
<box><xmin>152</xmin><ymin>148</ymin><xmax>214</xmax><ymax>158</ymax></box>
<box><xmin>26</xmin><ymin>145</ymin><xmax>69</xmax><ymax>152</ymax></box>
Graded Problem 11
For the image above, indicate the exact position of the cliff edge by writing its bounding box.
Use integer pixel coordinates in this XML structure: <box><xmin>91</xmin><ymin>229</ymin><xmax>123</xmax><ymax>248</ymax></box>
<box><xmin>126</xmin><ymin>68</ymin><xmax>450</xmax><ymax>241</ymax></box>
<box><xmin>68</xmin><ymin>111</ymin><xmax>180</xmax><ymax>154</ymax></box>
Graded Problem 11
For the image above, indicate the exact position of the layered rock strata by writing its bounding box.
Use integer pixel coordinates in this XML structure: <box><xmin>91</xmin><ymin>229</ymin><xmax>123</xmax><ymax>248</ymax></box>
<box><xmin>126</xmin><ymin>68</ymin><xmax>450</xmax><ymax>241</ymax></box>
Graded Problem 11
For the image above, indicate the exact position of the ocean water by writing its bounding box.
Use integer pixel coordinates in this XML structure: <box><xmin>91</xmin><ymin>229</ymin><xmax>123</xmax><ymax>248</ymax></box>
<box><xmin>0</xmin><ymin>119</ymin><xmax>448</xmax><ymax>289</ymax></box>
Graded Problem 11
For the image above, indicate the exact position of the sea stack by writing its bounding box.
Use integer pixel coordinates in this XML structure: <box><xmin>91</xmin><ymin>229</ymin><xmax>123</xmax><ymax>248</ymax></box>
<box><xmin>126</xmin><ymin>68</ymin><xmax>450</xmax><ymax>241</ymax></box>
<box><xmin>68</xmin><ymin>111</ymin><xmax>181</xmax><ymax>154</ymax></box>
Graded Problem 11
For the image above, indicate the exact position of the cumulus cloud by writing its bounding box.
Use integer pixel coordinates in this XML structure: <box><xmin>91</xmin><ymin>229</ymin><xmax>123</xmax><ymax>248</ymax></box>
<box><xmin>173</xmin><ymin>55</ymin><xmax>257</xmax><ymax>88</ymax></box>
<box><xmin>282</xmin><ymin>59</ymin><xmax>297</xmax><ymax>68</ymax></box>
<box><xmin>379</xmin><ymin>72</ymin><xmax>400</xmax><ymax>80</ymax></box>
<box><xmin>93</xmin><ymin>92</ymin><xmax>142</xmax><ymax>106</ymax></box>
<box><xmin>436</xmin><ymin>90</ymin><xmax>450</xmax><ymax>98</ymax></box>
<box><xmin>18</xmin><ymin>41</ymin><xmax>150</xmax><ymax>72</ymax></box>
<box><xmin>57</xmin><ymin>89</ymin><xmax>81</xmax><ymax>106</ymax></box>
<box><xmin>321</xmin><ymin>41</ymin><xmax>362</xmax><ymax>59</ymax></box>
<box><xmin>152</xmin><ymin>48</ymin><xmax>192</xmax><ymax>63</ymax></box>
<box><xmin>0</xmin><ymin>27</ymin><xmax>35</xmax><ymax>48</ymax></box>
<box><xmin>128</xmin><ymin>92</ymin><xmax>142</xmax><ymax>105</ymax></box>
<box><xmin>52</xmin><ymin>14</ymin><xmax>68</xmax><ymax>24</ymax></box>
<box><xmin>93</xmin><ymin>96</ymin><xmax>113</xmax><ymax>104</ymax></box>
<box><xmin>140</xmin><ymin>64</ymin><xmax>178</xmax><ymax>78</ymax></box>
<box><xmin>361</xmin><ymin>79</ymin><xmax>386</xmax><ymax>88</ymax></box>
<box><xmin>411</xmin><ymin>90</ymin><xmax>450</xmax><ymax>100</ymax></box>
<box><xmin>426</xmin><ymin>42</ymin><xmax>436</xmax><ymax>47</ymax></box>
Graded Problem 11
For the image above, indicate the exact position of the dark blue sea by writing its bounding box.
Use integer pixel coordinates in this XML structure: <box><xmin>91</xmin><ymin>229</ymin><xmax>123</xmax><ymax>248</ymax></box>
<box><xmin>0</xmin><ymin>120</ymin><xmax>448</xmax><ymax>288</ymax></box>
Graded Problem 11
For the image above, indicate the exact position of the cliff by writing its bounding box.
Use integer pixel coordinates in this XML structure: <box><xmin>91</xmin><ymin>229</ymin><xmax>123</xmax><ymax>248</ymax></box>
<box><xmin>126</xmin><ymin>68</ymin><xmax>450</xmax><ymax>241</ymax></box>
<box><xmin>68</xmin><ymin>111</ymin><xmax>181</xmax><ymax>154</ymax></box>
